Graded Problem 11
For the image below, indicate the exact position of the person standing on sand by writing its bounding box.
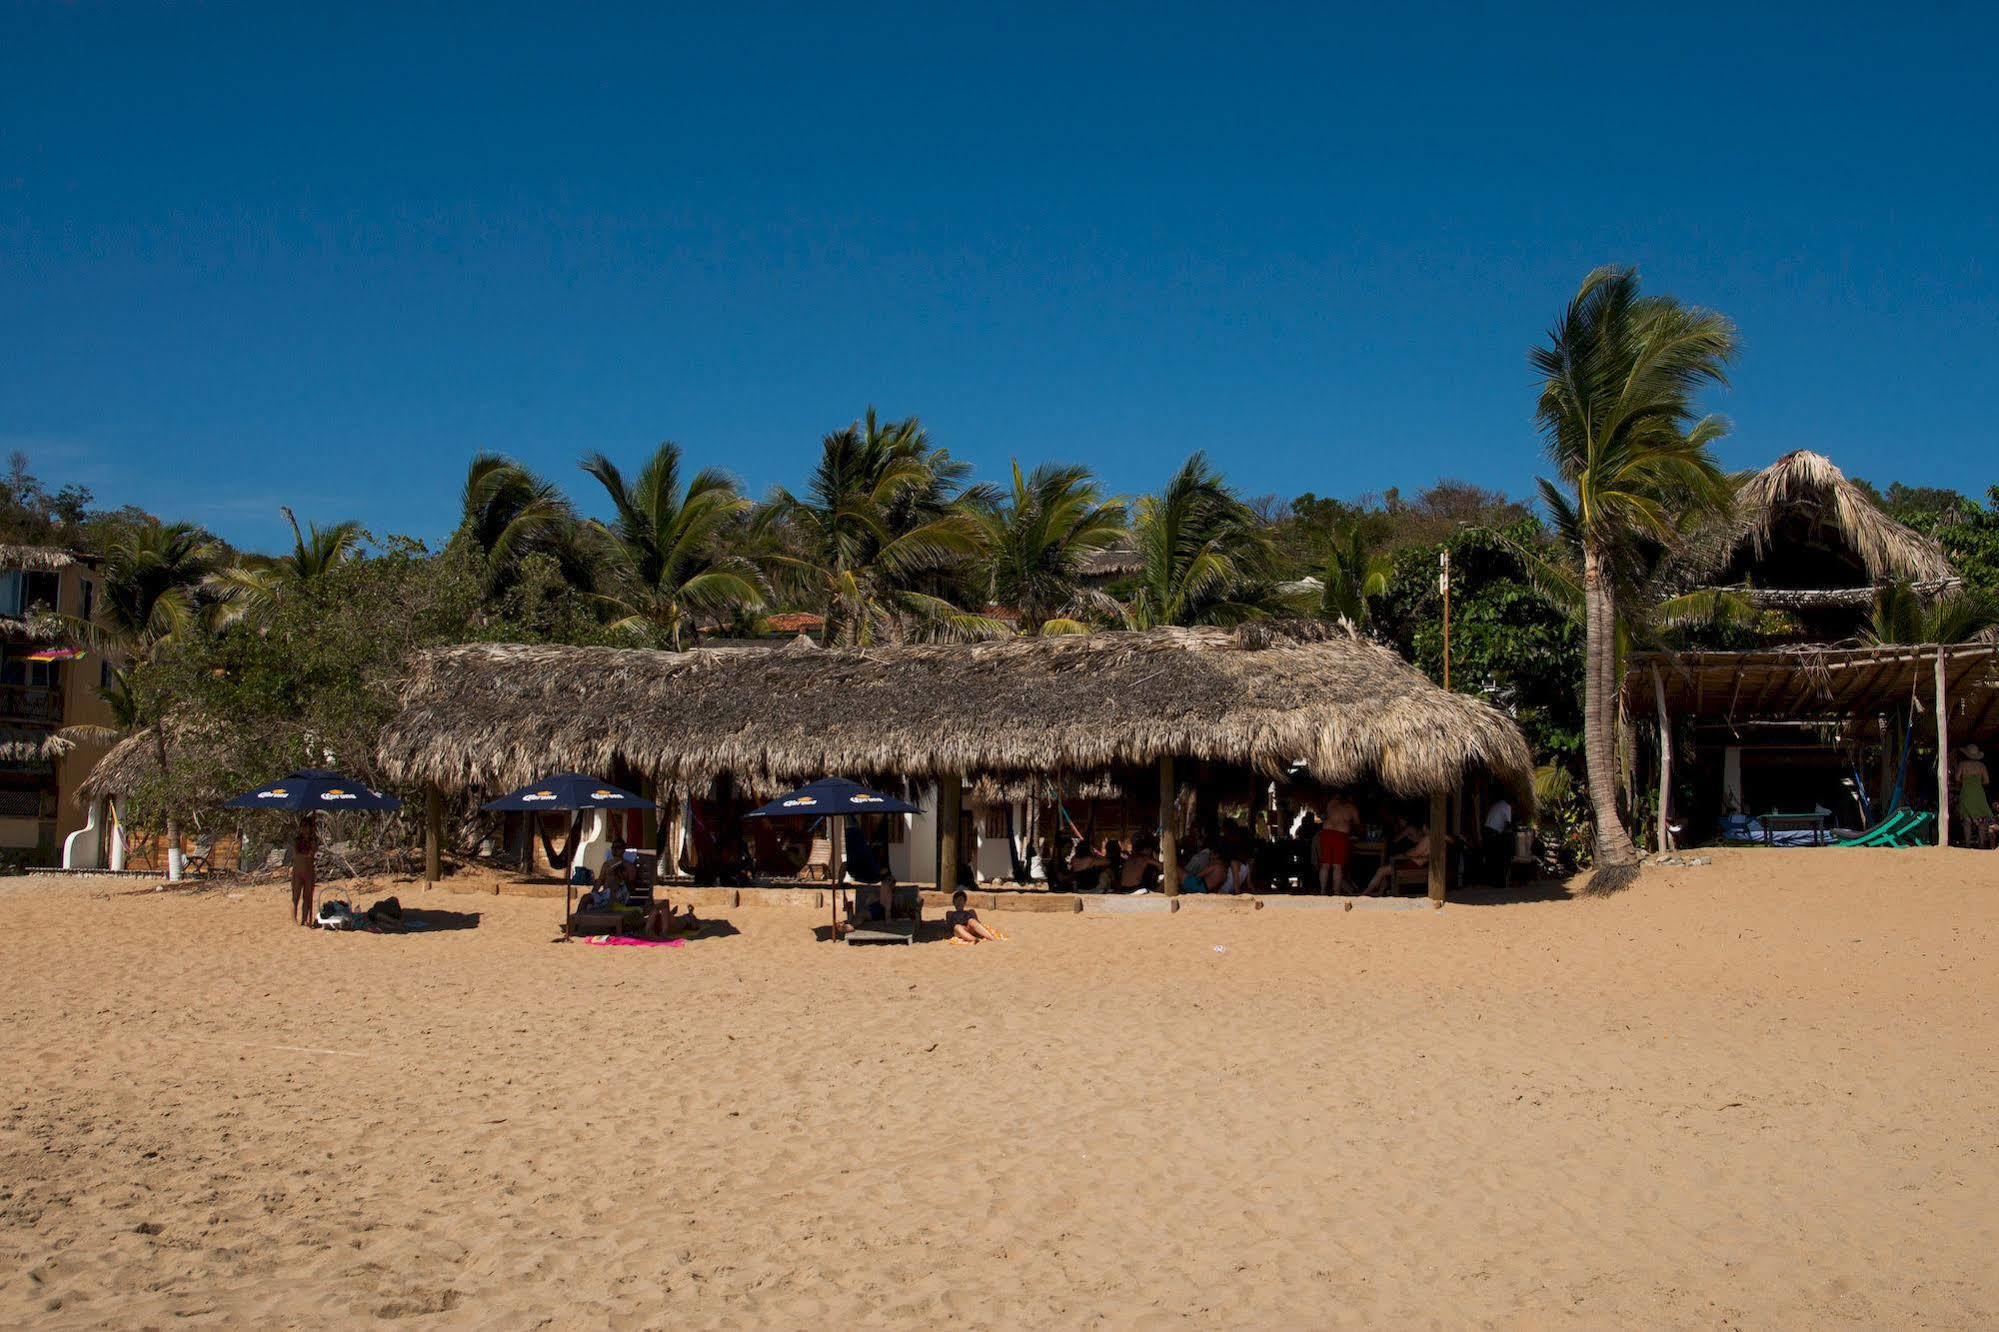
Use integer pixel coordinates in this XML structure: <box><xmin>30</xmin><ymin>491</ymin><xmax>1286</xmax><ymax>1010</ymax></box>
<box><xmin>291</xmin><ymin>813</ymin><xmax>318</xmax><ymax>926</ymax></box>
<box><xmin>1319</xmin><ymin>792</ymin><xmax>1361</xmax><ymax>893</ymax></box>
<box><xmin>1954</xmin><ymin>745</ymin><xmax>1992</xmax><ymax>847</ymax></box>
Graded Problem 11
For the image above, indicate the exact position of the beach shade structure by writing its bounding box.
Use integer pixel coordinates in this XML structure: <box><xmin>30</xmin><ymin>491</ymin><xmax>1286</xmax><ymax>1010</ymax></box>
<box><xmin>223</xmin><ymin>769</ymin><xmax>403</xmax><ymax>812</ymax></box>
<box><xmin>481</xmin><ymin>774</ymin><xmax>657</xmax><ymax>934</ymax></box>
<box><xmin>744</xmin><ymin>778</ymin><xmax>921</xmax><ymax>942</ymax></box>
<box><xmin>222</xmin><ymin>771</ymin><xmax>402</xmax><ymax>927</ymax></box>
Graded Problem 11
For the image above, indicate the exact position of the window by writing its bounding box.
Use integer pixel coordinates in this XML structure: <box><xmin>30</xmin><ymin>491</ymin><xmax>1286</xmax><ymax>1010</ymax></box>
<box><xmin>80</xmin><ymin>579</ymin><xmax>94</xmax><ymax>623</ymax></box>
<box><xmin>0</xmin><ymin>572</ymin><xmax>19</xmax><ymax>617</ymax></box>
<box><xmin>101</xmin><ymin>658</ymin><xmax>113</xmax><ymax>690</ymax></box>
<box><xmin>21</xmin><ymin>571</ymin><xmax>58</xmax><ymax>614</ymax></box>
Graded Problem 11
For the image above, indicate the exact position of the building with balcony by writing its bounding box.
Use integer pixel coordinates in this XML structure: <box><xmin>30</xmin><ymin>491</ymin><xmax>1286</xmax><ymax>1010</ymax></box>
<box><xmin>0</xmin><ymin>544</ymin><xmax>118</xmax><ymax>865</ymax></box>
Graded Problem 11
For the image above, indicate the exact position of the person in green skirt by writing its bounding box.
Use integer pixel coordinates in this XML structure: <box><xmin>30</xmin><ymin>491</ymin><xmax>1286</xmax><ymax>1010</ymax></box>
<box><xmin>1954</xmin><ymin>744</ymin><xmax>1992</xmax><ymax>847</ymax></box>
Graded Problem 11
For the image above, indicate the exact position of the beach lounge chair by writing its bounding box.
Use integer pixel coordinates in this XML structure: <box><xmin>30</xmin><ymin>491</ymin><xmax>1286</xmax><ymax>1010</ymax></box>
<box><xmin>183</xmin><ymin>833</ymin><xmax>216</xmax><ymax>877</ymax></box>
<box><xmin>1837</xmin><ymin>808</ymin><xmax>1923</xmax><ymax>848</ymax></box>
<box><xmin>841</xmin><ymin>881</ymin><xmax>917</xmax><ymax>945</ymax></box>
<box><xmin>801</xmin><ymin>833</ymin><xmax>834</xmax><ymax>882</ymax></box>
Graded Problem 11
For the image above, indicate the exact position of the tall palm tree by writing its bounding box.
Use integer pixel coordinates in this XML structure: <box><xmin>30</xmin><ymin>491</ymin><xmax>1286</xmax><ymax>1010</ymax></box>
<box><xmin>90</xmin><ymin>522</ymin><xmax>229</xmax><ymax>880</ymax></box>
<box><xmin>1532</xmin><ymin>266</ymin><xmax>1737</xmax><ymax>894</ymax></box>
<box><xmin>580</xmin><ymin>441</ymin><xmax>762</xmax><ymax>649</ymax></box>
<box><xmin>1125</xmin><ymin>453</ymin><xmax>1295</xmax><ymax>629</ymax></box>
<box><xmin>976</xmin><ymin>461</ymin><xmax>1127</xmax><ymax>635</ymax></box>
<box><xmin>764</xmin><ymin>409</ymin><xmax>997</xmax><ymax>645</ymax></box>
<box><xmin>1310</xmin><ymin>523</ymin><xmax>1393</xmax><ymax>629</ymax></box>
<box><xmin>455</xmin><ymin>453</ymin><xmax>604</xmax><ymax>600</ymax></box>
<box><xmin>210</xmin><ymin>508</ymin><xmax>363</xmax><ymax>627</ymax></box>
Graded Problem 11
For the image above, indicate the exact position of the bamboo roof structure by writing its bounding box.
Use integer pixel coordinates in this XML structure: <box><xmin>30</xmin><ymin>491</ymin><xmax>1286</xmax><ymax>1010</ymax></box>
<box><xmin>372</xmin><ymin>623</ymin><xmax>1535</xmax><ymax>806</ymax></box>
<box><xmin>1626</xmin><ymin>643</ymin><xmax>1999</xmax><ymax>735</ymax></box>
<box><xmin>0</xmin><ymin>545</ymin><xmax>82</xmax><ymax>574</ymax></box>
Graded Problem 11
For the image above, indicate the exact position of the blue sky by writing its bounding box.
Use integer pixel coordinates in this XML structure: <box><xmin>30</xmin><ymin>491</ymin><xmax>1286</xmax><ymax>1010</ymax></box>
<box><xmin>4</xmin><ymin>3</ymin><xmax>1995</xmax><ymax>552</ymax></box>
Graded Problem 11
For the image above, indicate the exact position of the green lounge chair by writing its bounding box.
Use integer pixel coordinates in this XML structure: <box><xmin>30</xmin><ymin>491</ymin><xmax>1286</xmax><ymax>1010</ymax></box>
<box><xmin>1889</xmin><ymin>812</ymin><xmax>1936</xmax><ymax>847</ymax></box>
<box><xmin>1837</xmin><ymin>808</ymin><xmax>1919</xmax><ymax>848</ymax></box>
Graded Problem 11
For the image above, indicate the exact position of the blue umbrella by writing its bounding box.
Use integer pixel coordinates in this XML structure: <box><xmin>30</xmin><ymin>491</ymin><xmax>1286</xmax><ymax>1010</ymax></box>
<box><xmin>481</xmin><ymin>773</ymin><xmax>656</xmax><ymax>812</ymax></box>
<box><xmin>223</xmin><ymin>769</ymin><xmax>402</xmax><ymax>811</ymax></box>
<box><xmin>745</xmin><ymin>778</ymin><xmax>921</xmax><ymax>942</ymax></box>
<box><xmin>743</xmin><ymin>777</ymin><xmax>919</xmax><ymax>820</ymax></box>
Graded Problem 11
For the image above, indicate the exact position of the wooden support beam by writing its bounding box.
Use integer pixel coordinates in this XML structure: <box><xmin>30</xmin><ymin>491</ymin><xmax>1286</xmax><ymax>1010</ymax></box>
<box><xmin>1652</xmin><ymin>664</ymin><xmax>1673</xmax><ymax>853</ymax></box>
<box><xmin>1428</xmin><ymin>789</ymin><xmax>1448</xmax><ymax>903</ymax></box>
<box><xmin>1937</xmin><ymin>648</ymin><xmax>1951</xmax><ymax>847</ymax></box>
<box><xmin>423</xmin><ymin>786</ymin><xmax>443</xmax><ymax>887</ymax></box>
<box><xmin>936</xmin><ymin>772</ymin><xmax>963</xmax><ymax>891</ymax></box>
<box><xmin>1159</xmin><ymin>755</ymin><xmax>1179</xmax><ymax>896</ymax></box>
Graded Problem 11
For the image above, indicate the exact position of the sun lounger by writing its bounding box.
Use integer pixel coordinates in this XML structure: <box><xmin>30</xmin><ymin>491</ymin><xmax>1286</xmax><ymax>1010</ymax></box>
<box><xmin>1837</xmin><ymin>808</ymin><xmax>1920</xmax><ymax>848</ymax></box>
<box><xmin>844</xmin><ymin>919</ymin><xmax>916</xmax><ymax>945</ymax></box>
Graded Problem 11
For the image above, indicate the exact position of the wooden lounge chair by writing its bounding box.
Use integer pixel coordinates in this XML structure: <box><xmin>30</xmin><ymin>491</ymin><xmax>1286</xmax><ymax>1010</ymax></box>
<box><xmin>801</xmin><ymin>834</ymin><xmax>834</xmax><ymax>882</ymax></box>
<box><xmin>842</xmin><ymin>881</ymin><xmax>916</xmax><ymax>945</ymax></box>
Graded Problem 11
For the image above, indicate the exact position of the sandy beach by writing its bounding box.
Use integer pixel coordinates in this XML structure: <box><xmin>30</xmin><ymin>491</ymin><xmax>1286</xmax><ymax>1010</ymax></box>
<box><xmin>1</xmin><ymin>849</ymin><xmax>1994</xmax><ymax>1328</ymax></box>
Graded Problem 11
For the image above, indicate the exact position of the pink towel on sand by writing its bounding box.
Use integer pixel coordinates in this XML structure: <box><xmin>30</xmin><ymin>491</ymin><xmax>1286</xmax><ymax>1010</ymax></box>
<box><xmin>585</xmin><ymin>935</ymin><xmax>685</xmax><ymax>948</ymax></box>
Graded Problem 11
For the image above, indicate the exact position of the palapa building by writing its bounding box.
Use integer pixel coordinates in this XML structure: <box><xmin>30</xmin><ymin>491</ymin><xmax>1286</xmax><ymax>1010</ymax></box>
<box><xmin>1624</xmin><ymin>451</ymin><xmax>1991</xmax><ymax>847</ymax></box>
<box><xmin>376</xmin><ymin>622</ymin><xmax>1535</xmax><ymax>898</ymax></box>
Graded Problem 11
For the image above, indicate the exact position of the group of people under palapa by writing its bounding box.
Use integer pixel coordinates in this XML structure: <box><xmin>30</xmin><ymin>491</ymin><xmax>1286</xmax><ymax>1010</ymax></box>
<box><xmin>1033</xmin><ymin>790</ymin><xmax>1520</xmax><ymax>897</ymax></box>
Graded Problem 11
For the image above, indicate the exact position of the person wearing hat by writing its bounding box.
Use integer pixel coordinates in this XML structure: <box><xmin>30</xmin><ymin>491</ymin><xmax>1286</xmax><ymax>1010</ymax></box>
<box><xmin>1955</xmin><ymin>744</ymin><xmax>1993</xmax><ymax>847</ymax></box>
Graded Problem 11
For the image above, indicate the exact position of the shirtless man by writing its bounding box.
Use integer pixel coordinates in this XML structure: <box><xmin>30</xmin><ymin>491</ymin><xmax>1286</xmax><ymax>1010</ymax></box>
<box><xmin>1318</xmin><ymin>791</ymin><xmax>1362</xmax><ymax>893</ymax></box>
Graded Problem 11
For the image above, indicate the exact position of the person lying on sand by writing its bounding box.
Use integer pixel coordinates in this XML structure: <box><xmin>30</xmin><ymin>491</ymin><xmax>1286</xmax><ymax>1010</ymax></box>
<box><xmin>643</xmin><ymin>897</ymin><xmax>699</xmax><ymax>937</ymax></box>
<box><xmin>946</xmin><ymin>890</ymin><xmax>1006</xmax><ymax>944</ymax></box>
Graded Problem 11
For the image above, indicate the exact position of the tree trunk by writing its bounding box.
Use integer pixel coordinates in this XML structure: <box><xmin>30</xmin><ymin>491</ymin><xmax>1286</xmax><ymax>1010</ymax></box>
<box><xmin>1581</xmin><ymin>544</ymin><xmax>1641</xmax><ymax>894</ymax></box>
<box><xmin>164</xmin><ymin>814</ymin><xmax>185</xmax><ymax>882</ymax></box>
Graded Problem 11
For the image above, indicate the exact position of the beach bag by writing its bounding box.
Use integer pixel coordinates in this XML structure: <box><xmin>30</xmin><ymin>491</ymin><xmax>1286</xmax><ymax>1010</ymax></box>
<box><xmin>316</xmin><ymin>899</ymin><xmax>356</xmax><ymax>930</ymax></box>
<box><xmin>365</xmin><ymin>896</ymin><xmax>403</xmax><ymax>926</ymax></box>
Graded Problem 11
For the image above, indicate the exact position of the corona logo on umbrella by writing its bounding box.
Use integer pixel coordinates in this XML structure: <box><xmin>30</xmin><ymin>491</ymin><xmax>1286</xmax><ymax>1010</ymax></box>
<box><xmin>522</xmin><ymin>791</ymin><xmax>558</xmax><ymax>802</ymax></box>
<box><xmin>259</xmin><ymin>789</ymin><xmax>289</xmax><ymax>799</ymax></box>
<box><xmin>589</xmin><ymin>789</ymin><xmax>624</xmax><ymax>801</ymax></box>
<box><xmin>320</xmin><ymin>789</ymin><xmax>360</xmax><ymax>801</ymax></box>
<box><xmin>784</xmin><ymin>796</ymin><xmax>817</xmax><ymax>807</ymax></box>
<box><xmin>224</xmin><ymin>770</ymin><xmax>401</xmax><ymax>813</ymax></box>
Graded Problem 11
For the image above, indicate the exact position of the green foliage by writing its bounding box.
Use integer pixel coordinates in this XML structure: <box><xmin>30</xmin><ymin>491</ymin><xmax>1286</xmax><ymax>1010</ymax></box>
<box><xmin>975</xmin><ymin>461</ymin><xmax>1127</xmax><ymax>634</ymax></box>
<box><xmin>1375</xmin><ymin>521</ymin><xmax>1585</xmax><ymax>775</ymax></box>
<box><xmin>1125</xmin><ymin>453</ymin><xmax>1297</xmax><ymax>628</ymax></box>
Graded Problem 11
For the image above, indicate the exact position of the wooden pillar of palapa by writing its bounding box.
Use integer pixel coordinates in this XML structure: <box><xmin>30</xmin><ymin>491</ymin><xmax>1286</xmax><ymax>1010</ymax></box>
<box><xmin>1159</xmin><ymin>755</ymin><xmax>1179</xmax><ymax>895</ymax></box>
<box><xmin>1651</xmin><ymin>663</ymin><xmax>1673</xmax><ymax>854</ymax></box>
<box><xmin>936</xmin><ymin>772</ymin><xmax>963</xmax><ymax>891</ymax></box>
<box><xmin>423</xmin><ymin>786</ymin><xmax>443</xmax><ymax>887</ymax></box>
<box><xmin>1428</xmin><ymin>789</ymin><xmax>1449</xmax><ymax>903</ymax></box>
<box><xmin>1936</xmin><ymin>648</ymin><xmax>1951</xmax><ymax>847</ymax></box>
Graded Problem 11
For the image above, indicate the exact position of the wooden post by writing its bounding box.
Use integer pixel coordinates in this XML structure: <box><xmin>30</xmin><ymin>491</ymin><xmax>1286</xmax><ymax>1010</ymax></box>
<box><xmin>1936</xmin><ymin>647</ymin><xmax>1951</xmax><ymax>847</ymax></box>
<box><xmin>1160</xmin><ymin>755</ymin><xmax>1179</xmax><ymax>895</ymax></box>
<box><xmin>1877</xmin><ymin>714</ymin><xmax>1894</xmax><ymax>815</ymax></box>
<box><xmin>1651</xmin><ymin>663</ymin><xmax>1673</xmax><ymax>854</ymax></box>
<box><xmin>936</xmin><ymin>772</ymin><xmax>963</xmax><ymax>891</ymax></box>
<box><xmin>1427</xmin><ymin>789</ymin><xmax>1448</xmax><ymax>903</ymax></box>
<box><xmin>423</xmin><ymin>786</ymin><xmax>443</xmax><ymax>887</ymax></box>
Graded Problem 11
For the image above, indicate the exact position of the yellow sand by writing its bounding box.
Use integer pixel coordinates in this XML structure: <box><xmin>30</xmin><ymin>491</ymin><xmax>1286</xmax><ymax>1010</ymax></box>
<box><xmin>1</xmin><ymin>848</ymin><xmax>1994</xmax><ymax>1327</ymax></box>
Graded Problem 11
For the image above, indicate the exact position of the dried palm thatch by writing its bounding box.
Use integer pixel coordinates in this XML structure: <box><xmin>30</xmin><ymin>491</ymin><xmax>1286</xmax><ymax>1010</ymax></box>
<box><xmin>76</xmin><ymin>724</ymin><xmax>232</xmax><ymax>807</ymax></box>
<box><xmin>375</xmin><ymin>622</ymin><xmax>1535</xmax><ymax>808</ymax></box>
<box><xmin>0</xmin><ymin>545</ymin><xmax>81</xmax><ymax>573</ymax></box>
<box><xmin>0</xmin><ymin>726</ymin><xmax>73</xmax><ymax>763</ymax></box>
<box><xmin>1679</xmin><ymin>450</ymin><xmax>1950</xmax><ymax>586</ymax></box>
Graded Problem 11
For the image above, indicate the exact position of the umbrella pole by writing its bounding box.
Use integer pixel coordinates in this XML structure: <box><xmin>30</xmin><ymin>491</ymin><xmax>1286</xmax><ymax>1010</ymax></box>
<box><xmin>830</xmin><ymin>818</ymin><xmax>842</xmax><ymax>943</ymax></box>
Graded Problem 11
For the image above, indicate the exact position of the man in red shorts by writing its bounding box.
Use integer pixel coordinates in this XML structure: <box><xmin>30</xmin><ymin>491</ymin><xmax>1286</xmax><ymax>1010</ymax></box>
<box><xmin>1318</xmin><ymin>791</ymin><xmax>1361</xmax><ymax>894</ymax></box>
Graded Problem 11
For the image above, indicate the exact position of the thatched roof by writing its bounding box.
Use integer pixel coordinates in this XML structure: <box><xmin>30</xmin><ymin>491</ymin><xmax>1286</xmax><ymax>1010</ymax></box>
<box><xmin>0</xmin><ymin>545</ymin><xmax>81</xmax><ymax>573</ymax></box>
<box><xmin>76</xmin><ymin>724</ymin><xmax>233</xmax><ymax>808</ymax></box>
<box><xmin>0</xmin><ymin>726</ymin><xmax>73</xmax><ymax>763</ymax></box>
<box><xmin>376</xmin><ymin>623</ymin><xmax>1535</xmax><ymax>807</ymax></box>
<box><xmin>1681</xmin><ymin>451</ymin><xmax>1951</xmax><ymax>588</ymax></box>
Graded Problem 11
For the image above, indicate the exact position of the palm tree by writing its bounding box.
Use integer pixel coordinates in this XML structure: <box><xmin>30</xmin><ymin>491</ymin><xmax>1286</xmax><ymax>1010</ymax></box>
<box><xmin>1532</xmin><ymin>266</ymin><xmax>1737</xmax><ymax>894</ymax></box>
<box><xmin>1865</xmin><ymin>581</ymin><xmax>1999</xmax><ymax>646</ymax></box>
<box><xmin>580</xmin><ymin>442</ymin><xmax>762</xmax><ymax>649</ymax></box>
<box><xmin>1125</xmin><ymin>453</ymin><xmax>1295</xmax><ymax>629</ymax></box>
<box><xmin>90</xmin><ymin>522</ymin><xmax>229</xmax><ymax>880</ymax></box>
<box><xmin>210</xmin><ymin>507</ymin><xmax>363</xmax><ymax>628</ymax></box>
<box><xmin>455</xmin><ymin>453</ymin><xmax>604</xmax><ymax>601</ymax></box>
<box><xmin>1309</xmin><ymin>523</ymin><xmax>1393</xmax><ymax>629</ymax></box>
<box><xmin>764</xmin><ymin>409</ymin><xmax>997</xmax><ymax>645</ymax></box>
<box><xmin>976</xmin><ymin>461</ymin><xmax>1127</xmax><ymax>634</ymax></box>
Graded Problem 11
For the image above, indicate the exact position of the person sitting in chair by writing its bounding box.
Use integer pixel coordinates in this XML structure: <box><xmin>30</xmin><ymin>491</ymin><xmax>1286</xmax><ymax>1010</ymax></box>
<box><xmin>1118</xmin><ymin>838</ymin><xmax>1164</xmax><ymax>893</ymax></box>
<box><xmin>587</xmin><ymin>837</ymin><xmax>634</xmax><ymax>907</ymax></box>
<box><xmin>1364</xmin><ymin>817</ymin><xmax>1429</xmax><ymax>896</ymax></box>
